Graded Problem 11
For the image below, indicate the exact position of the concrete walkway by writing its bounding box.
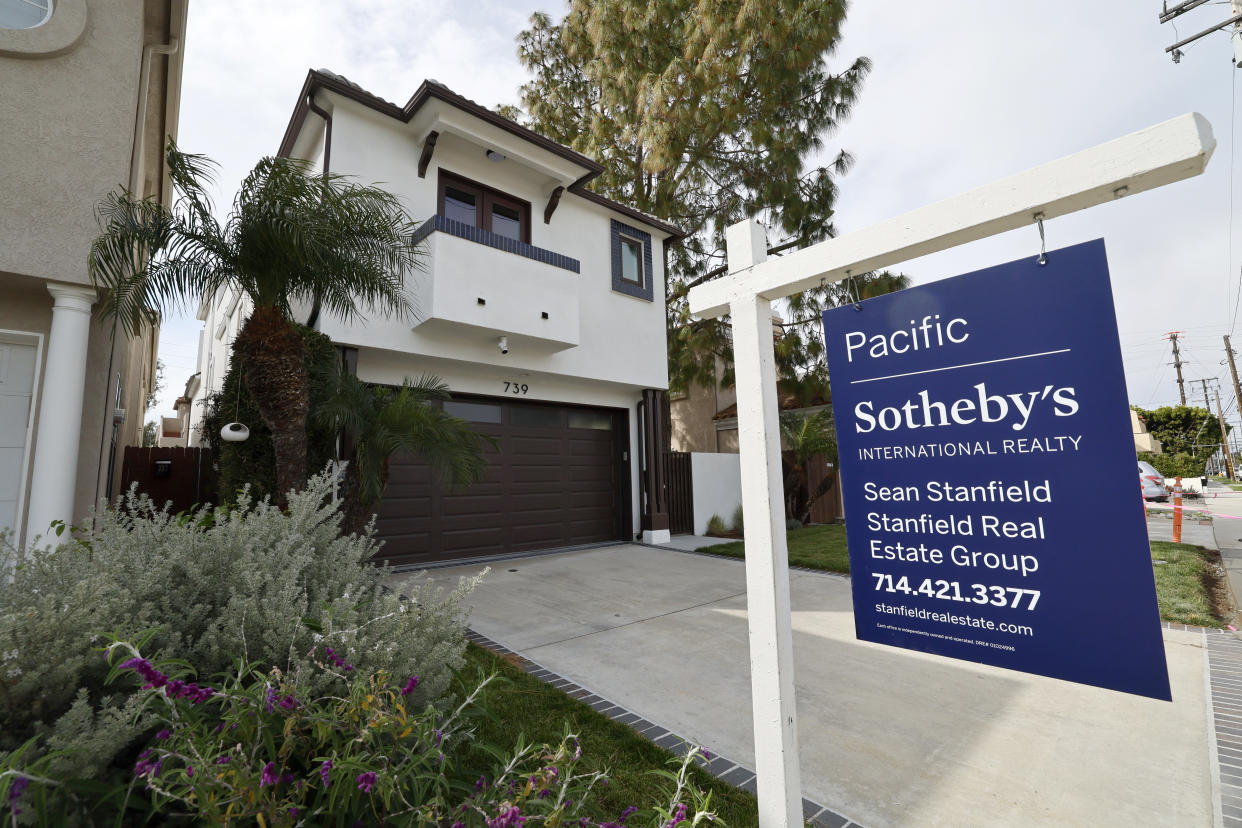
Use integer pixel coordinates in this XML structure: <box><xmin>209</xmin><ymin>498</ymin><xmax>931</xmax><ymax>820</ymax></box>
<box><xmin>422</xmin><ymin>545</ymin><xmax>1213</xmax><ymax>827</ymax></box>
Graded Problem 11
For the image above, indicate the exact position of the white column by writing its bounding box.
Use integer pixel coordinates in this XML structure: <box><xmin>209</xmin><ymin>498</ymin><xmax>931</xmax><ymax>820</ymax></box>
<box><xmin>726</xmin><ymin>220</ymin><xmax>803</xmax><ymax>827</ymax></box>
<box><xmin>25</xmin><ymin>283</ymin><xmax>97</xmax><ymax>544</ymax></box>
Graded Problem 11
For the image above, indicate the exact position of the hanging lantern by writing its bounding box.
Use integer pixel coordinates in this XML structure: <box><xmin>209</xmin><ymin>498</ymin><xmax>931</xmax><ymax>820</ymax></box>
<box><xmin>220</xmin><ymin>422</ymin><xmax>250</xmax><ymax>442</ymax></box>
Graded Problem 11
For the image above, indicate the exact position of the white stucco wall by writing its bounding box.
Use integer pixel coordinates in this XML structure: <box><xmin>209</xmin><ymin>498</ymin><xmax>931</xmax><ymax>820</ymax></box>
<box><xmin>309</xmin><ymin>95</ymin><xmax>670</xmax><ymax>393</ymax></box>
<box><xmin>690</xmin><ymin>452</ymin><xmax>743</xmax><ymax>536</ymax></box>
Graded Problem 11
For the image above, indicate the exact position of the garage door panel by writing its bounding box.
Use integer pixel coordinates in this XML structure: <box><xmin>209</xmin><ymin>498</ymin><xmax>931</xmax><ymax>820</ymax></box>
<box><xmin>376</xmin><ymin>399</ymin><xmax>624</xmax><ymax>566</ymax></box>
<box><xmin>511</xmin><ymin>466</ymin><xmax>564</xmax><ymax>483</ymax></box>
<box><xmin>440</xmin><ymin>494</ymin><xmax>505</xmax><ymax>515</ymax></box>
<box><xmin>440</xmin><ymin>526</ymin><xmax>507</xmax><ymax>551</ymax></box>
<box><xmin>510</xmin><ymin>437</ymin><xmax>563</xmax><ymax>456</ymax></box>
<box><xmin>511</xmin><ymin>492</ymin><xmax>567</xmax><ymax>510</ymax></box>
<box><xmin>568</xmin><ymin>440</ymin><xmax>612</xmax><ymax>458</ymax></box>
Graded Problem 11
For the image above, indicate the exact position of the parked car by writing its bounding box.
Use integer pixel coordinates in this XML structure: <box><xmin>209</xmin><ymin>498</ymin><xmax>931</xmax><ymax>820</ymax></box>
<box><xmin>1139</xmin><ymin>461</ymin><xmax>1167</xmax><ymax>502</ymax></box>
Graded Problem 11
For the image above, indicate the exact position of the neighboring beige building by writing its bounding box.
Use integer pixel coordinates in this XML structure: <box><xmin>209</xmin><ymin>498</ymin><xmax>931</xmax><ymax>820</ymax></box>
<box><xmin>0</xmin><ymin>0</ymin><xmax>188</xmax><ymax>546</ymax></box>
<box><xmin>1132</xmin><ymin>409</ymin><xmax>1163</xmax><ymax>454</ymax></box>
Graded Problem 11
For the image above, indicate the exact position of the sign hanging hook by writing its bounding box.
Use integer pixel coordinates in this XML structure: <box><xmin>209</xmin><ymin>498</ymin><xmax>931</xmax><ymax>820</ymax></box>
<box><xmin>1034</xmin><ymin>212</ymin><xmax>1048</xmax><ymax>266</ymax></box>
<box><xmin>845</xmin><ymin>270</ymin><xmax>863</xmax><ymax>311</ymax></box>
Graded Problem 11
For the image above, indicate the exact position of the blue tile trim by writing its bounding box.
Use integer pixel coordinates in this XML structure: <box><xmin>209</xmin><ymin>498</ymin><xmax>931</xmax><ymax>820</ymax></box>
<box><xmin>610</xmin><ymin>219</ymin><xmax>654</xmax><ymax>302</ymax></box>
<box><xmin>413</xmin><ymin>214</ymin><xmax>581</xmax><ymax>274</ymax></box>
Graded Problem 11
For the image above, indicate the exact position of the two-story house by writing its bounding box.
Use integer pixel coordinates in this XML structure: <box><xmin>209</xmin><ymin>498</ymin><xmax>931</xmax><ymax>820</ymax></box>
<box><xmin>0</xmin><ymin>0</ymin><xmax>187</xmax><ymax>547</ymax></box>
<box><xmin>188</xmin><ymin>70</ymin><xmax>682</xmax><ymax>566</ymax></box>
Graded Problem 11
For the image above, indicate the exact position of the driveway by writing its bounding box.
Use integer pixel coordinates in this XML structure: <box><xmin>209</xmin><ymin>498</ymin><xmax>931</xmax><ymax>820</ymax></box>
<box><xmin>418</xmin><ymin>544</ymin><xmax>1214</xmax><ymax>827</ymax></box>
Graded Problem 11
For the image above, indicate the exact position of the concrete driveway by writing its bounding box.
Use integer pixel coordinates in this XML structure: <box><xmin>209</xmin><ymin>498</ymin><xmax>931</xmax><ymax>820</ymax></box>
<box><xmin>418</xmin><ymin>544</ymin><xmax>1214</xmax><ymax>828</ymax></box>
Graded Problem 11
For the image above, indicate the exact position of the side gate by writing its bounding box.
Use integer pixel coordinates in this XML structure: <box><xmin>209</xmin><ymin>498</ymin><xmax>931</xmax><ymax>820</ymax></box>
<box><xmin>120</xmin><ymin>446</ymin><xmax>215</xmax><ymax>514</ymax></box>
<box><xmin>663</xmin><ymin>450</ymin><xmax>694</xmax><ymax>535</ymax></box>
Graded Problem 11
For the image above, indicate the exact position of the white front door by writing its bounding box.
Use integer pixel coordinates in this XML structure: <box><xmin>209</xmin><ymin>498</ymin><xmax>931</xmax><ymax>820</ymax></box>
<box><xmin>0</xmin><ymin>339</ymin><xmax>37</xmax><ymax>543</ymax></box>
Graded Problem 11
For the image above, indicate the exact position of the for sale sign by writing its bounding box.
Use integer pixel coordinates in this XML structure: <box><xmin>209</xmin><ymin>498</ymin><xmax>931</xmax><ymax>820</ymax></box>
<box><xmin>822</xmin><ymin>239</ymin><xmax>1170</xmax><ymax>700</ymax></box>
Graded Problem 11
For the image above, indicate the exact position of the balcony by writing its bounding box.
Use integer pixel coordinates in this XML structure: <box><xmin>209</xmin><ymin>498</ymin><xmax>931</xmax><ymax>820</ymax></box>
<box><xmin>409</xmin><ymin>215</ymin><xmax>581</xmax><ymax>350</ymax></box>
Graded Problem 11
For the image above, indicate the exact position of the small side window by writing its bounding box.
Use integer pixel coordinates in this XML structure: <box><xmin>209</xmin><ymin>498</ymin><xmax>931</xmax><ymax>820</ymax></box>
<box><xmin>610</xmin><ymin>219</ymin><xmax>654</xmax><ymax>301</ymax></box>
<box><xmin>619</xmin><ymin>236</ymin><xmax>643</xmax><ymax>286</ymax></box>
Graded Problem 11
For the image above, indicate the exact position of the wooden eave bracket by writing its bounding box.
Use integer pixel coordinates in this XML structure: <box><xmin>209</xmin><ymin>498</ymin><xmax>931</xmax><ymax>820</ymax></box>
<box><xmin>417</xmin><ymin>130</ymin><xmax>439</xmax><ymax>178</ymax></box>
<box><xmin>544</xmin><ymin>186</ymin><xmax>565</xmax><ymax>224</ymax></box>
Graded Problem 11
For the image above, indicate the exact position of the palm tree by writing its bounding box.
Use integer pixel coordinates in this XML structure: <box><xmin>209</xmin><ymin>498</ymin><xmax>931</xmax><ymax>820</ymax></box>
<box><xmin>780</xmin><ymin>409</ymin><xmax>837</xmax><ymax>526</ymax></box>
<box><xmin>89</xmin><ymin>144</ymin><xmax>421</xmax><ymax>505</ymax></box>
<box><xmin>311</xmin><ymin>373</ymin><xmax>495</xmax><ymax>534</ymax></box>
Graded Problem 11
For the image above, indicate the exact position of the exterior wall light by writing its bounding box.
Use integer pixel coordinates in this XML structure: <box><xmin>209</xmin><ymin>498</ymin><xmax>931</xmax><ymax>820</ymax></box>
<box><xmin>221</xmin><ymin>422</ymin><xmax>250</xmax><ymax>442</ymax></box>
<box><xmin>485</xmin><ymin>149</ymin><xmax>506</xmax><ymax>162</ymax></box>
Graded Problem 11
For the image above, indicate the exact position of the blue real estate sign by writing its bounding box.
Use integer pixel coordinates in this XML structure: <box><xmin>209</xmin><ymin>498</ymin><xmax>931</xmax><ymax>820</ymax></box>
<box><xmin>822</xmin><ymin>239</ymin><xmax>1170</xmax><ymax>700</ymax></box>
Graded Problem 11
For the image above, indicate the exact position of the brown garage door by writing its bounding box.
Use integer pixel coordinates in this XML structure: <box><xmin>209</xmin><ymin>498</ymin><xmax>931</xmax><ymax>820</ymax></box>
<box><xmin>373</xmin><ymin>397</ymin><xmax>627</xmax><ymax>566</ymax></box>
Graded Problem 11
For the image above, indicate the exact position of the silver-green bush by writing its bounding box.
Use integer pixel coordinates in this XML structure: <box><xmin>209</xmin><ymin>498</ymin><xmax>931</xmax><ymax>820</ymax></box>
<box><xmin>0</xmin><ymin>471</ymin><xmax>479</xmax><ymax>779</ymax></box>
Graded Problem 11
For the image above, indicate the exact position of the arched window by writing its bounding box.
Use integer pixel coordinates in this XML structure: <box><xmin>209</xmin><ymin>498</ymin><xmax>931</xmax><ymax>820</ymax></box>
<box><xmin>0</xmin><ymin>0</ymin><xmax>52</xmax><ymax>30</ymax></box>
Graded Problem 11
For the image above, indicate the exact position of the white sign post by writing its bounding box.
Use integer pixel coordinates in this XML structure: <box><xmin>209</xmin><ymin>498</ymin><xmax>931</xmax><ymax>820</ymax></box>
<box><xmin>688</xmin><ymin>112</ymin><xmax>1215</xmax><ymax>828</ymax></box>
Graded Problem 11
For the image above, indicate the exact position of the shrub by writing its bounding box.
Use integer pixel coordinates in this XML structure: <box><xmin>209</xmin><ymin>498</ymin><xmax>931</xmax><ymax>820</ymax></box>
<box><xmin>786</xmin><ymin>518</ymin><xmax>803</xmax><ymax>531</ymax></box>
<box><xmin>731</xmin><ymin>504</ymin><xmax>744</xmax><ymax>535</ymax></box>
<box><xmin>705</xmin><ymin>514</ymin><xmax>728</xmax><ymax>536</ymax></box>
<box><xmin>3</xmin><ymin>642</ymin><xmax>721</xmax><ymax>827</ymax></box>
<box><xmin>0</xmin><ymin>471</ymin><xmax>478</xmax><ymax>782</ymax></box>
<box><xmin>1138</xmin><ymin>450</ymin><xmax>1205</xmax><ymax>479</ymax></box>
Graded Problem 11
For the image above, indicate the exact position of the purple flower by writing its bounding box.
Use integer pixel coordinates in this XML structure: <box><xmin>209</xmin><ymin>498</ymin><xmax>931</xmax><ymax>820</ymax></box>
<box><xmin>356</xmin><ymin>771</ymin><xmax>377</xmax><ymax>793</ymax></box>
<box><xmin>260</xmin><ymin>762</ymin><xmax>279</xmax><ymax>788</ymax></box>
<box><xmin>475</xmin><ymin>775</ymin><xmax>487</xmax><ymax>791</ymax></box>
<box><xmin>663</xmin><ymin>802</ymin><xmax>688</xmax><ymax>828</ymax></box>
<box><xmin>156</xmin><ymin>729</ymin><xmax>171</xmax><ymax>740</ymax></box>
<box><xmin>320</xmin><ymin>760</ymin><xmax>333</xmax><ymax>787</ymax></box>
<box><xmin>186</xmin><ymin>765</ymin><xmax>194</xmax><ymax>778</ymax></box>
<box><xmin>539</xmin><ymin>788</ymin><xmax>552</xmax><ymax>798</ymax></box>
<box><xmin>265</xmin><ymin>686</ymin><xmax>277</xmax><ymax>713</ymax></box>
<box><xmin>278</xmin><ymin>694</ymin><xmax>300</xmax><ymax>710</ymax></box>
<box><xmin>434</xmin><ymin>729</ymin><xmax>444</xmax><ymax>747</ymax></box>
<box><xmin>290</xmin><ymin>807</ymin><xmax>299</xmax><ymax>817</ymax></box>
<box><xmin>400</xmin><ymin>676</ymin><xmax>420</xmax><ymax>696</ymax></box>
<box><xmin>8</xmin><ymin>776</ymin><xmax>29</xmax><ymax>816</ymax></box>
<box><xmin>621</xmin><ymin>806</ymin><xmax>639</xmax><ymax>820</ymax></box>
<box><xmin>489</xmin><ymin>805</ymin><xmax>526</xmax><ymax>828</ymax></box>
<box><xmin>452</xmin><ymin>823</ymin><xmax>465</xmax><ymax>828</ymax></box>
<box><xmin>215</xmin><ymin>755</ymin><xmax>230</xmax><ymax>765</ymax></box>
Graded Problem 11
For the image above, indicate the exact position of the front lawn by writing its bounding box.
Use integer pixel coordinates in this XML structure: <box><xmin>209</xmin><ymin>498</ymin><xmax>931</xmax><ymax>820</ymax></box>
<box><xmin>1151</xmin><ymin>541</ymin><xmax>1228</xmax><ymax>628</ymax></box>
<box><xmin>704</xmin><ymin>524</ymin><xmax>850</xmax><ymax>573</ymax></box>
<box><xmin>699</xmin><ymin>527</ymin><xmax>1228</xmax><ymax>628</ymax></box>
<box><xmin>462</xmin><ymin>644</ymin><xmax>759</xmax><ymax>825</ymax></box>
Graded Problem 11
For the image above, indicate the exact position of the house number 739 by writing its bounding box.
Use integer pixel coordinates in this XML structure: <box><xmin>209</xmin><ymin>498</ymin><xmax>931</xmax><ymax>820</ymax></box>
<box><xmin>503</xmin><ymin>381</ymin><xmax>529</xmax><ymax>395</ymax></box>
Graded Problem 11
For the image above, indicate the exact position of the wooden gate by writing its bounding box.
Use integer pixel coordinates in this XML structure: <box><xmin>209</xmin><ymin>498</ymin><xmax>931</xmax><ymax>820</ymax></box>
<box><xmin>120</xmin><ymin>446</ymin><xmax>215</xmax><ymax>514</ymax></box>
<box><xmin>664</xmin><ymin>451</ymin><xmax>694</xmax><ymax>535</ymax></box>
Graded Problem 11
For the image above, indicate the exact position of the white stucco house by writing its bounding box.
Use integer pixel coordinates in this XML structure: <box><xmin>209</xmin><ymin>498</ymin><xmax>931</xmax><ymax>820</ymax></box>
<box><xmin>187</xmin><ymin>70</ymin><xmax>682</xmax><ymax>565</ymax></box>
<box><xmin>0</xmin><ymin>0</ymin><xmax>187</xmax><ymax>547</ymax></box>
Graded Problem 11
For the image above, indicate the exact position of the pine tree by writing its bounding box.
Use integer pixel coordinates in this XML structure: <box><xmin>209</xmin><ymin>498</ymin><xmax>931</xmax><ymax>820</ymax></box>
<box><xmin>508</xmin><ymin>1</ymin><xmax>878</xmax><ymax>392</ymax></box>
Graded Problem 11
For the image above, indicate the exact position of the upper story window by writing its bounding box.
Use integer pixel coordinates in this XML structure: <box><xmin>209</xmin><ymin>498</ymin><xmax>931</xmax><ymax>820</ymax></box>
<box><xmin>618</xmin><ymin>235</ymin><xmax>644</xmax><ymax>286</ymax></box>
<box><xmin>438</xmin><ymin>171</ymin><xmax>530</xmax><ymax>244</ymax></box>
<box><xmin>610</xmin><ymin>219</ymin><xmax>654</xmax><ymax>302</ymax></box>
<box><xmin>0</xmin><ymin>0</ymin><xmax>52</xmax><ymax>29</ymax></box>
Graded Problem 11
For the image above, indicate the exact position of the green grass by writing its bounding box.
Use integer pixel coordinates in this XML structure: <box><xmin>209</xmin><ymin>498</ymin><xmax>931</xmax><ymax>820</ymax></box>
<box><xmin>701</xmin><ymin>527</ymin><xmax>1227</xmax><ymax>628</ymax></box>
<box><xmin>701</xmin><ymin>524</ymin><xmax>850</xmax><ymax>573</ymax></box>
<box><xmin>460</xmin><ymin>644</ymin><xmax>759</xmax><ymax>825</ymax></box>
<box><xmin>1150</xmin><ymin>541</ymin><xmax>1226</xmax><ymax>628</ymax></box>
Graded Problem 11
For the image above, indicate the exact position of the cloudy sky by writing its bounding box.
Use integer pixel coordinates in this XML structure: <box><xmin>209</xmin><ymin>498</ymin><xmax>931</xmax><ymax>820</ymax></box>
<box><xmin>160</xmin><ymin>0</ymin><xmax>1242</xmax><ymax>429</ymax></box>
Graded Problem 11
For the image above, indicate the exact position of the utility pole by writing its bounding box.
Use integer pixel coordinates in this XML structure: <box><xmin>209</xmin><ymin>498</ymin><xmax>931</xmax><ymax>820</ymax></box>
<box><xmin>1196</xmin><ymin>377</ymin><xmax>1213</xmax><ymax>411</ymax></box>
<box><xmin>1169</xmin><ymin>332</ymin><xmax>1187</xmax><ymax>405</ymax></box>
<box><xmin>1226</xmin><ymin>335</ymin><xmax>1242</xmax><ymax>427</ymax></box>
<box><xmin>1217</xmin><ymin>386</ymin><xmax>1237</xmax><ymax>480</ymax></box>
<box><xmin>1159</xmin><ymin>0</ymin><xmax>1242</xmax><ymax>64</ymax></box>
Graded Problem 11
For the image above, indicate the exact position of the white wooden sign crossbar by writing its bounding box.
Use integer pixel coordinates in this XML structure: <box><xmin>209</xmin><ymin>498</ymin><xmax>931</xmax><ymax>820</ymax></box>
<box><xmin>686</xmin><ymin>112</ymin><xmax>1215</xmax><ymax>828</ymax></box>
